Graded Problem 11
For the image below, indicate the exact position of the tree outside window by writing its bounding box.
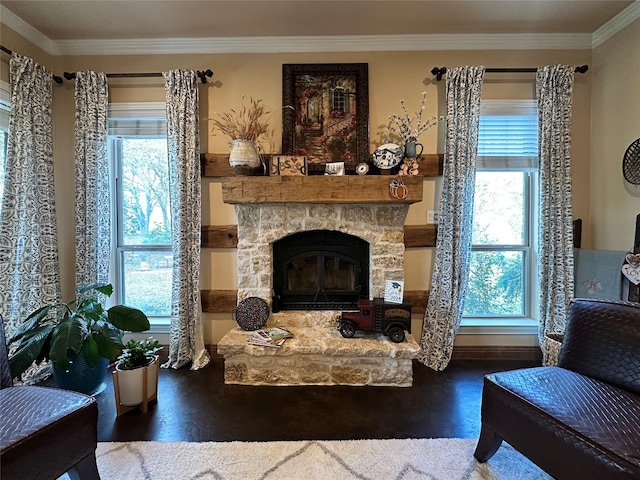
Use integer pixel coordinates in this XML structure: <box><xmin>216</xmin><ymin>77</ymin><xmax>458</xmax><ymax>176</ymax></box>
<box><xmin>113</xmin><ymin>137</ymin><xmax>172</xmax><ymax>320</ymax></box>
<box><xmin>463</xmin><ymin>102</ymin><xmax>538</xmax><ymax>319</ymax></box>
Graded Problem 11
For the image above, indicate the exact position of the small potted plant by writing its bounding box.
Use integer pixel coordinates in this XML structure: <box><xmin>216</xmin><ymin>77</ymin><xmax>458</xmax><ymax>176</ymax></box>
<box><xmin>112</xmin><ymin>337</ymin><xmax>162</xmax><ymax>414</ymax></box>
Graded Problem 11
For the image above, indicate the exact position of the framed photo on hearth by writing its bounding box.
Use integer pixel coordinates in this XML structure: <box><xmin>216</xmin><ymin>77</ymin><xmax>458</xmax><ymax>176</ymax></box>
<box><xmin>282</xmin><ymin>63</ymin><xmax>369</xmax><ymax>175</ymax></box>
<box><xmin>384</xmin><ymin>280</ymin><xmax>404</xmax><ymax>304</ymax></box>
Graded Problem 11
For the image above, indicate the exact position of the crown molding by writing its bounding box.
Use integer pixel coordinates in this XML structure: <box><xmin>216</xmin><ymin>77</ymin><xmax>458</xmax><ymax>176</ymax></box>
<box><xmin>0</xmin><ymin>5</ymin><xmax>58</xmax><ymax>55</ymax></box>
<box><xmin>51</xmin><ymin>33</ymin><xmax>592</xmax><ymax>56</ymax></box>
<box><xmin>3</xmin><ymin>0</ymin><xmax>633</xmax><ymax>56</ymax></box>
<box><xmin>592</xmin><ymin>0</ymin><xmax>640</xmax><ymax>47</ymax></box>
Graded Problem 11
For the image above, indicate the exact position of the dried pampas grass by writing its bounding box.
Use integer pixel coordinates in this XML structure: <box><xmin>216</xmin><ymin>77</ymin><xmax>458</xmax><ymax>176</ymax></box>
<box><xmin>211</xmin><ymin>97</ymin><xmax>272</xmax><ymax>142</ymax></box>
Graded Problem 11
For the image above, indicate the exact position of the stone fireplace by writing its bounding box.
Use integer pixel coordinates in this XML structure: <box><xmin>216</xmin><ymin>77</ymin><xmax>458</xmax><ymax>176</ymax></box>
<box><xmin>217</xmin><ymin>176</ymin><xmax>423</xmax><ymax>386</ymax></box>
<box><xmin>236</xmin><ymin>202</ymin><xmax>408</xmax><ymax>304</ymax></box>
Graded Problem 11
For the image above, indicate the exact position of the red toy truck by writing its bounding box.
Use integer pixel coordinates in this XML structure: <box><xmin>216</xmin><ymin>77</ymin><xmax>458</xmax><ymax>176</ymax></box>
<box><xmin>337</xmin><ymin>298</ymin><xmax>412</xmax><ymax>343</ymax></box>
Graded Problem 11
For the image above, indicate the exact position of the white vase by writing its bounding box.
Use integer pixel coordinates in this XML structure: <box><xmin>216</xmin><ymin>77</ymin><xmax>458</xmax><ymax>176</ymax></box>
<box><xmin>115</xmin><ymin>356</ymin><xmax>159</xmax><ymax>406</ymax></box>
<box><xmin>229</xmin><ymin>139</ymin><xmax>262</xmax><ymax>175</ymax></box>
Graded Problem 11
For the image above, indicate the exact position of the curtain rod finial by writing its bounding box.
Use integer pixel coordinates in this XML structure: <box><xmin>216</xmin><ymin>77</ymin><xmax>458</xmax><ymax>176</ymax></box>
<box><xmin>196</xmin><ymin>69</ymin><xmax>214</xmax><ymax>84</ymax></box>
<box><xmin>431</xmin><ymin>67</ymin><xmax>447</xmax><ymax>81</ymax></box>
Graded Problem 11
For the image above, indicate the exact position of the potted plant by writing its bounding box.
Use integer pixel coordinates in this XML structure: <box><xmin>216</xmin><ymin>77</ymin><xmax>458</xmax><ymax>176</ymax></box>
<box><xmin>7</xmin><ymin>283</ymin><xmax>150</xmax><ymax>394</ymax></box>
<box><xmin>112</xmin><ymin>337</ymin><xmax>162</xmax><ymax>414</ymax></box>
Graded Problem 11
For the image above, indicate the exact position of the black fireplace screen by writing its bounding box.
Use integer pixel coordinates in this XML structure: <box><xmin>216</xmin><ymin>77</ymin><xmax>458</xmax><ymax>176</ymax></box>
<box><xmin>272</xmin><ymin>230</ymin><xmax>369</xmax><ymax>310</ymax></box>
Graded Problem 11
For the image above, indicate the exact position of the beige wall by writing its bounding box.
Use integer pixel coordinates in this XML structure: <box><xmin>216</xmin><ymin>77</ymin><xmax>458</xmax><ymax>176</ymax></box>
<box><xmin>0</xmin><ymin>27</ymin><xmax>52</xmax><ymax>83</ymax></box>
<box><xmin>1</xmin><ymin>22</ymin><xmax>616</xmax><ymax>347</ymax></box>
<box><xmin>590</xmin><ymin>19</ymin><xmax>640</xmax><ymax>251</ymax></box>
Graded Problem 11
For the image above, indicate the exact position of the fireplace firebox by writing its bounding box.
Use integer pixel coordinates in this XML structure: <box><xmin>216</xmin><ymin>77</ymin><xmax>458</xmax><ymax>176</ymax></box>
<box><xmin>272</xmin><ymin>230</ymin><xmax>369</xmax><ymax>311</ymax></box>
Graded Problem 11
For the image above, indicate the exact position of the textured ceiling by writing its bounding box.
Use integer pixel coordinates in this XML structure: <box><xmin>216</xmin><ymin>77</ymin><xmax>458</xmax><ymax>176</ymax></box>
<box><xmin>1</xmin><ymin>0</ymin><xmax>636</xmax><ymax>40</ymax></box>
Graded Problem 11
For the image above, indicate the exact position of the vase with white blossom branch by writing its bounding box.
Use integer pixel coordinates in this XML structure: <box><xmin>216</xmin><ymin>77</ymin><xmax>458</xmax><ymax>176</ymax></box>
<box><xmin>385</xmin><ymin>91</ymin><xmax>442</xmax><ymax>175</ymax></box>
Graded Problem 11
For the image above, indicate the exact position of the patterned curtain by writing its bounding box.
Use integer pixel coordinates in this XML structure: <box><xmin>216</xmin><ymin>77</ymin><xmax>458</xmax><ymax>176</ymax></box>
<box><xmin>163</xmin><ymin>69</ymin><xmax>210</xmax><ymax>370</ymax></box>
<box><xmin>418</xmin><ymin>66</ymin><xmax>485</xmax><ymax>371</ymax></box>
<box><xmin>0</xmin><ymin>54</ymin><xmax>59</xmax><ymax>382</ymax></box>
<box><xmin>537</xmin><ymin>65</ymin><xmax>575</xmax><ymax>364</ymax></box>
<box><xmin>74</xmin><ymin>71</ymin><xmax>110</xmax><ymax>287</ymax></box>
<box><xmin>0</xmin><ymin>54</ymin><xmax>59</xmax><ymax>328</ymax></box>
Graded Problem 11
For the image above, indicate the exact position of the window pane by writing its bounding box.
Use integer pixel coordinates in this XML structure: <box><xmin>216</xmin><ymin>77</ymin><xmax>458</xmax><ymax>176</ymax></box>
<box><xmin>472</xmin><ymin>171</ymin><xmax>525</xmax><ymax>245</ymax></box>
<box><xmin>122</xmin><ymin>250</ymin><xmax>172</xmax><ymax>315</ymax></box>
<box><xmin>464</xmin><ymin>250</ymin><xmax>524</xmax><ymax>316</ymax></box>
<box><xmin>120</xmin><ymin>138</ymin><xmax>171</xmax><ymax>246</ymax></box>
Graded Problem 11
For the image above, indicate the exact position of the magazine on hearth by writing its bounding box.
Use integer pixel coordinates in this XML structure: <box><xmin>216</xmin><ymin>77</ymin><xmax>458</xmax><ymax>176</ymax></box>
<box><xmin>247</xmin><ymin>327</ymin><xmax>294</xmax><ymax>348</ymax></box>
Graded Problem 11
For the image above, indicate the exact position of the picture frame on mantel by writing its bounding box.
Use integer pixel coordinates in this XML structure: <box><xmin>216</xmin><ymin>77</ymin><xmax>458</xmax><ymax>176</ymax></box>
<box><xmin>282</xmin><ymin>63</ymin><xmax>369</xmax><ymax>175</ymax></box>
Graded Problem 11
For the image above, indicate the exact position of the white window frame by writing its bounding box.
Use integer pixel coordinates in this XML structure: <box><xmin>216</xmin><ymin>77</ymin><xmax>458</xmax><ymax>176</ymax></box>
<box><xmin>460</xmin><ymin>99</ymin><xmax>539</xmax><ymax>331</ymax></box>
<box><xmin>108</xmin><ymin>103</ymin><xmax>171</xmax><ymax>332</ymax></box>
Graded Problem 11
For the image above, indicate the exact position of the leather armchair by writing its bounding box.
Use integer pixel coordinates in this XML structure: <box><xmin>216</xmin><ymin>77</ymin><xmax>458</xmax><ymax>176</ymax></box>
<box><xmin>474</xmin><ymin>298</ymin><xmax>640</xmax><ymax>479</ymax></box>
<box><xmin>0</xmin><ymin>317</ymin><xmax>101</xmax><ymax>480</ymax></box>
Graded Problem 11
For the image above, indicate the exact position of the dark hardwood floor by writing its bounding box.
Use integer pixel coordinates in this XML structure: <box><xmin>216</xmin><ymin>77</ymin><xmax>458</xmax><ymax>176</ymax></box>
<box><xmin>95</xmin><ymin>358</ymin><xmax>539</xmax><ymax>443</ymax></box>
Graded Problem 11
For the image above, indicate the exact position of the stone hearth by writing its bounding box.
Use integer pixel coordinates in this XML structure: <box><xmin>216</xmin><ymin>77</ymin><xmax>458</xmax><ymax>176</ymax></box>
<box><xmin>218</xmin><ymin>311</ymin><xmax>420</xmax><ymax>386</ymax></box>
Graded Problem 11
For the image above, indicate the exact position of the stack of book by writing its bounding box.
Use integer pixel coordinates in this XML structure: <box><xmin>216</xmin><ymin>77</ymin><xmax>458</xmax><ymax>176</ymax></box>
<box><xmin>247</xmin><ymin>327</ymin><xmax>294</xmax><ymax>348</ymax></box>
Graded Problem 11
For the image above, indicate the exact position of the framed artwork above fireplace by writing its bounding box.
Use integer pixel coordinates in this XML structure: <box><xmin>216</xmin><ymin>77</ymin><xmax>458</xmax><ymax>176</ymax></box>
<box><xmin>282</xmin><ymin>63</ymin><xmax>369</xmax><ymax>175</ymax></box>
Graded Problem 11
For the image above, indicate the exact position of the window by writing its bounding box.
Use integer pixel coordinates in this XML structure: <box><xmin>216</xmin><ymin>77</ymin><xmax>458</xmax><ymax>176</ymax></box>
<box><xmin>463</xmin><ymin>100</ymin><xmax>538</xmax><ymax>319</ymax></box>
<box><xmin>332</xmin><ymin>88</ymin><xmax>346</xmax><ymax>114</ymax></box>
<box><xmin>108</xmin><ymin>104</ymin><xmax>171</xmax><ymax>328</ymax></box>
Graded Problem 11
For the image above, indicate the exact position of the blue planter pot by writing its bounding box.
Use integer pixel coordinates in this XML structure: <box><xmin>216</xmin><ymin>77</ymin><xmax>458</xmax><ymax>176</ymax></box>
<box><xmin>52</xmin><ymin>351</ymin><xmax>109</xmax><ymax>395</ymax></box>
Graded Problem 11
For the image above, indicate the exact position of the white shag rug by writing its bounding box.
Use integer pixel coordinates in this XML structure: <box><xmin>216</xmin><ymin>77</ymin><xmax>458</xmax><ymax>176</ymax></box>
<box><xmin>84</xmin><ymin>438</ymin><xmax>552</xmax><ymax>480</ymax></box>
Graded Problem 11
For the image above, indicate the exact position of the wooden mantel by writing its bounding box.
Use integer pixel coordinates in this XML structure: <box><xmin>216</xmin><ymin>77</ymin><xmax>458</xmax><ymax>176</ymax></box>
<box><xmin>221</xmin><ymin>175</ymin><xmax>423</xmax><ymax>204</ymax></box>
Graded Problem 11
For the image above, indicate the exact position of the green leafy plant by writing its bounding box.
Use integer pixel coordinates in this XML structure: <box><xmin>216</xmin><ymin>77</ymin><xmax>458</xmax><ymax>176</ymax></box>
<box><xmin>8</xmin><ymin>283</ymin><xmax>150</xmax><ymax>379</ymax></box>
<box><xmin>114</xmin><ymin>337</ymin><xmax>162</xmax><ymax>370</ymax></box>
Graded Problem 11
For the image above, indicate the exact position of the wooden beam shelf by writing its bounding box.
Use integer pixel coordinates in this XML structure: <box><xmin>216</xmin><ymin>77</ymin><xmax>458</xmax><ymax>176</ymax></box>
<box><xmin>221</xmin><ymin>175</ymin><xmax>423</xmax><ymax>204</ymax></box>
<box><xmin>201</xmin><ymin>153</ymin><xmax>443</xmax><ymax>178</ymax></box>
<box><xmin>202</xmin><ymin>224</ymin><xmax>437</xmax><ymax>249</ymax></box>
<box><xmin>403</xmin><ymin>225</ymin><xmax>438</xmax><ymax>248</ymax></box>
<box><xmin>202</xmin><ymin>225</ymin><xmax>238</xmax><ymax>248</ymax></box>
<box><xmin>201</xmin><ymin>290</ymin><xmax>238</xmax><ymax>313</ymax></box>
<box><xmin>405</xmin><ymin>290</ymin><xmax>430</xmax><ymax>313</ymax></box>
<box><xmin>201</xmin><ymin>289</ymin><xmax>430</xmax><ymax>314</ymax></box>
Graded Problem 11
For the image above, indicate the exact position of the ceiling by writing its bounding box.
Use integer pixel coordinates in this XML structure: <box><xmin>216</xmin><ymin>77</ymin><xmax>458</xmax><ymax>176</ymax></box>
<box><xmin>1</xmin><ymin>0</ymin><xmax>636</xmax><ymax>41</ymax></box>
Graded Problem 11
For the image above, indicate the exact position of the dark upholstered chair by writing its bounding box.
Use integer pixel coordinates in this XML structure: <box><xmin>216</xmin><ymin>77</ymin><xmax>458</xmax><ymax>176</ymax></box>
<box><xmin>0</xmin><ymin>317</ymin><xmax>101</xmax><ymax>480</ymax></box>
<box><xmin>474</xmin><ymin>298</ymin><xmax>640</xmax><ymax>479</ymax></box>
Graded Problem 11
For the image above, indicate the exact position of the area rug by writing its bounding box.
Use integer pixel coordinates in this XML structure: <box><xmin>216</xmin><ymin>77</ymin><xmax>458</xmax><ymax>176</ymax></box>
<box><xmin>91</xmin><ymin>438</ymin><xmax>552</xmax><ymax>480</ymax></box>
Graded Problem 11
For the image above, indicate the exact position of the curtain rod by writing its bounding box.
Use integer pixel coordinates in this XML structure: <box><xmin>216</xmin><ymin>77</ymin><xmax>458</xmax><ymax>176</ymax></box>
<box><xmin>64</xmin><ymin>69</ymin><xmax>214</xmax><ymax>84</ymax></box>
<box><xmin>430</xmin><ymin>65</ymin><xmax>589</xmax><ymax>81</ymax></box>
<box><xmin>1</xmin><ymin>44</ymin><xmax>64</xmax><ymax>84</ymax></box>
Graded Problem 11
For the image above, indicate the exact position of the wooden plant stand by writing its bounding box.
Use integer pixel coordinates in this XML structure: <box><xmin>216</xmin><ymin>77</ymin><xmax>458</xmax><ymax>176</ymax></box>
<box><xmin>112</xmin><ymin>358</ymin><xmax>159</xmax><ymax>416</ymax></box>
